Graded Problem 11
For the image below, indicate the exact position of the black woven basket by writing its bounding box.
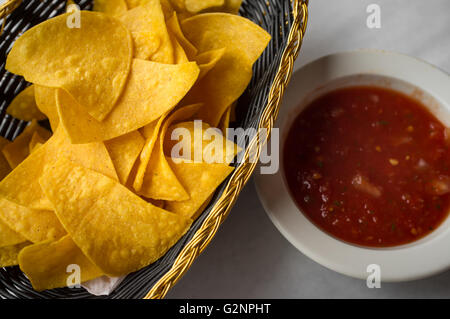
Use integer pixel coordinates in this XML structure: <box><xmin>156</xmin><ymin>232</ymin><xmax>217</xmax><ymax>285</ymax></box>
<box><xmin>0</xmin><ymin>0</ymin><xmax>308</xmax><ymax>299</ymax></box>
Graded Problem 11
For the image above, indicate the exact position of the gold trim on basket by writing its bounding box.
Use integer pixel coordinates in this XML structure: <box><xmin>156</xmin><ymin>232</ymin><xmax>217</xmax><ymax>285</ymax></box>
<box><xmin>144</xmin><ymin>0</ymin><xmax>309</xmax><ymax>299</ymax></box>
<box><xmin>0</xmin><ymin>0</ymin><xmax>22</xmax><ymax>35</ymax></box>
<box><xmin>0</xmin><ymin>0</ymin><xmax>309</xmax><ymax>299</ymax></box>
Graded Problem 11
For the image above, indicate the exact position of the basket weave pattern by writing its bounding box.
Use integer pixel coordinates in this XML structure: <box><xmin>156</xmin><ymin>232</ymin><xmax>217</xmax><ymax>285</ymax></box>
<box><xmin>0</xmin><ymin>0</ymin><xmax>308</xmax><ymax>299</ymax></box>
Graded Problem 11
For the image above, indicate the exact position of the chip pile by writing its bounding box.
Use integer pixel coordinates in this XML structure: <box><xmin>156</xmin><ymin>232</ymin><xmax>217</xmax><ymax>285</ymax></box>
<box><xmin>0</xmin><ymin>0</ymin><xmax>270</xmax><ymax>291</ymax></box>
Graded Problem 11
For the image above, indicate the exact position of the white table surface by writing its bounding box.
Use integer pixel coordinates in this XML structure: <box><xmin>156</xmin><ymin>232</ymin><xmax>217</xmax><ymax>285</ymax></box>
<box><xmin>167</xmin><ymin>0</ymin><xmax>450</xmax><ymax>299</ymax></box>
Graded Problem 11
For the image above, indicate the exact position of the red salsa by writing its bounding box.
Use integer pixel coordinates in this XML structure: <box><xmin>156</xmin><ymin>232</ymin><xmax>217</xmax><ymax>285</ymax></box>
<box><xmin>284</xmin><ymin>86</ymin><xmax>450</xmax><ymax>247</ymax></box>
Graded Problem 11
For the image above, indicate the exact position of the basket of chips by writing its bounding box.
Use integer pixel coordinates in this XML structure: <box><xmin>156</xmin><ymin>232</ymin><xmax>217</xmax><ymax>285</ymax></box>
<box><xmin>0</xmin><ymin>0</ymin><xmax>308</xmax><ymax>298</ymax></box>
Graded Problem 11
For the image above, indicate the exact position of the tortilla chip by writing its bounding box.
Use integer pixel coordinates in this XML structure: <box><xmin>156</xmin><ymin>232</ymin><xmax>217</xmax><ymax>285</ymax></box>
<box><xmin>138</xmin><ymin>104</ymin><xmax>202</xmax><ymax>200</ymax></box>
<box><xmin>227</xmin><ymin>0</ymin><xmax>242</xmax><ymax>13</ymax></box>
<box><xmin>193</xmin><ymin>194</ymin><xmax>213</xmax><ymax>218</ymax></box>
<box><xmin>221</xmin><ymin>0</ymin><xmax>242</xmax><ymax>14</ymax></box>
<box><xmin>140</xmin><ymin>118</ymin><xmax>162</xmax><ymax>140</ymax></box>
<box><xmin>165</xmin><ymin>121</ymin><xmax>240</xmax><ymax>164</ymax></box>
<box><xmin>6</xmin><ymin>11</ymin><xmax>133</xmax><ymax>121</ymax></box>
<box><xmin>195</xmin><ymin>47</ymin><xmax>226</xmax><ymax>80</ymax></box>
<box><xmin>125</xmin><ymin>0</ymin><xmax>145</xmax><ymax>8</ymax></box>
<box><xmin>2</xmin><ymin>120</ymin><xmax>51</xmax><ymax>169</ymax></box>
<box><xmin>196</xmin><ymin>0</ymin><xmax>242</xmax><ymax>14</ymax></box>
<box><xmin>0</xmin><ymin>242</ymin><xmax>31</xmax><ymax>267</ymax></box>
<box><xmin>30</xmin><ymin>142</ymin><xmax>43</xmax><ymax>154</ymax></box>
<box><xmin>57</xmin><ymin>60</ymin><xmax>199</xmax><ymax>143</ymax></box>
<box><xmin>119</xmin><ymin>1</ymin><xmax>174</xmax><ymax>63</ymax></box>
<box><xmin>0</xmin><ymin>137</ymin><xmax>11</xmax><ymax>180</ymax></box>
<box><xmin>170</xmin><ymin>31</ymin><xmax>189</xmax><ymax>64</ymax></box>
<box><xmin>0</xmin><ymin>127</ymin><xmax>117</xmax><ymax>210</ymax></box>
<box><xmin>134</xmin><ymin>115</ymin><xmax>168</xmax><ymax>192</ymax></box>
<box><xmin>124</xmin><ymin>0</ymin><xmax>177</xmax><ymax>18</ymax></box>
<box><xmin>0</xmin><ymin>217</ymin><xmax>26</xmax><ymax>248</ymax></box>
<box><xmin>93</xmin><ymin>0</ymin><xmax>128</xmax><ymax>16</ymax></box>
<box><xmin>18</xmin><ymin>235</ymin><xmax>103</xmax><ymax>291</ymax></box>
<box><xmin>168</xmin><ymin>0</ymin><xmax>186</xmax><ymax>11</ymax></box>
<box><xmin>39</xmin><ymin>158</ymin><xmax>192</xmax><ymax>277</ymax></box>
<box><xmin>0</xmin><ymin>198</ymin><xmax>66</xmax><ymax>243</ymax></box>
<box><xmin>34</xmin><ymin>85</ymin><xmax>59</xmax><ymax>130</ymax></box>
<box><xmin>160</xmin><ymin>0</ymin><xmax>175</xmax><ymax>19</ymax></box>
<box><xmin>6</xmin><ymin>85</ymin><xmax>46</xmax><ymax>121</ymax></box>
<box><xmin>181</xmin><ymin>13</ymin><xmax>271</xmax><ymax>125</ymax></box>
<box><xmin>185</xmin><ymin>0</ymin><xmax>224</xmax><ymax>13</ymax></box>
<box><xmin>166</xmin><ymin>158</ymin><xmax>233</xmax><ymax>219</ymax></box>
<box><xmin>166</xmin><ymin>13</ymin><xmax>197</xmax><ymax>60</ymax></box>
<box><xmin>138</xmin><ymin>145</ymin><xmax>189</xmax><ymax>201</ymax></box>
<box><xmin>105</xmin><ymin>131</ymin><xmax>145</xmax><ymax>184</ymax></box>
<box><xmin>144</xmin><ymin>198</ymin><xmax>165</xmax><ymax>209</ymax></box>
<box><xmin>29</xmin><ymin>131</ymin><xmax>47</xmax><ymax>153</ymax></box>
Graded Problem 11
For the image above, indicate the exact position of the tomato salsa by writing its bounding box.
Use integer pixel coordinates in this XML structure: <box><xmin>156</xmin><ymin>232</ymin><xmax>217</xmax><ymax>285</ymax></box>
<box><xmin>283</xmin><ymin>86</ymin><xmax>450</xmax><ymax>247</ymax></box>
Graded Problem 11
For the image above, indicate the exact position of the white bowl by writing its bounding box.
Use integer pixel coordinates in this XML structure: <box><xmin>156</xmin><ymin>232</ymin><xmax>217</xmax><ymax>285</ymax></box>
<box><xmin>254</xmin><ymin>50</ymin><xmax>450</xmax><ymax>282</ymax></box>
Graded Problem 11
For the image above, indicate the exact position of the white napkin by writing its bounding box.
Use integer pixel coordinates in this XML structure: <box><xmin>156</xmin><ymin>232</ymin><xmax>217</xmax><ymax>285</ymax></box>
<box><xmin>82</xmin><ymin>276</ymin><xmax>126</xmax><ymax>296</ymax></box>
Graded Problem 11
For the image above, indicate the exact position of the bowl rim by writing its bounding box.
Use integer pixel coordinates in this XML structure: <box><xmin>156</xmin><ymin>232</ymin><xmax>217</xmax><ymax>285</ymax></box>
<box><xmin>255</xmin><ymin>49</ymin><xmax>450</xmax><ymax>282</ymax></box>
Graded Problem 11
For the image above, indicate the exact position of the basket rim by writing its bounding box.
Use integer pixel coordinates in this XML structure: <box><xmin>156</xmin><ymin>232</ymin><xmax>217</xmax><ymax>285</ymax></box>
<box><xmin>0</xmin><ymin>0</ymin><xmax>309</xmax><ymax>299</ymax></box>
<box><xmin>0</xmin><ymin>0</ymin><xmax>22</xmax><ymax>34</ymax></box>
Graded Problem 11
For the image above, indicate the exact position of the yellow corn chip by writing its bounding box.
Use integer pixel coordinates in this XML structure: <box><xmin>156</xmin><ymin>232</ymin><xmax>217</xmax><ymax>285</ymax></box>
<box><xmin>105</xmin><ymin>131</ymin><xmax>145</xmax><ymax>184</ymax></box>
<box><xmin>18</xmin><ymin>235</ymin><xmax>103</xmax><ymax>291</ymax></box>
<box><xmin>166</xmin><ymin>158</ymin><xmax>233</xmax><ymax>219</ymax></box>
<box><xmin>93</xmin><ymin>0</ymin><xmax>128</xmax><ymax>16</ymax></box>
<box><xmin>134</xmin><ymin>114</ymin><xmax>168</xmax><ymax>192</ymax></box>
<box><xmin>226</xmin><ymin>0</ymin><xmax>242</xmax><ymax>13</ymax></box>
<box><xmin>196</xmin><ymin>0</ymin><xmax>242</xmax><ymax>14</ymax></box>
<box><xmin>30</xmin><ymin>143</ymin><xmax>43</xmax><ymax>154</ymax></box>
<box><xmin>195</xmin><ymin>47</ymin><xmax>226</xmax><ymax>80</ymax></box>
<box><xmin>0</xmin><ymin>198</ymin><xmax>66</xmax><ymax>243</ymax></box>
<box><xmin>138</xmin><ymin>145</ymin><xmax>189</xmax><ymax>201</ymax></box>
<box><xmin>28</xmin><ymin>131</ymin><xmax>47</xmax><ymax>153</ymax></box>
<box><xmin>0</xmin><ymin>217</ymin><xmax>26</xmax><ymax>248</ymax></box>
<box><xmin>144</xmin><ymin>198</ymin><xmax>165</xmax><ymax>209</ymax></box>
<box><xmin>127</xmin><ymin>0</ymin><xmax>175</xmax><ymax>17</ymax></box>
<box><xmin>181</xmin><ymin>13</ymin><xmax>271</xmax><ymax>125</ymax></box>
<box><xmin>34</xmin><ymin>85</ymin><xmax>59</xmax><ymax>130</ymax></box>
<box><xmin>193</xmin><ymin>194</ymin><xmax>213</xmax><ymax>218</ymax></box>
<box><xmin>57</xmin><ymin>60</ymin><xmax>199</xmax><ymax>143</ymax></box>
<box><xmin>185</xmin><ymin>0</ymin><xmax>224</xmax><ymax>13</ymax></box>
<box><xmin>138</xmin><ymin>104</ymin><xmax>202</xmax><ymax>200</ymax></box>
<box><xmin>119</xmin><ymin>1</ymin><xmax>174</xmax><ymax>63</ymax></box>
<box><xmin>165</xmin><ymin>121</ymin><xmax>240</xmax><ymax>164</ymax></box>
<box><xmin>166</xmin><ymin>13</ymin><xmax>197</xmax><ymax>60</ymax></box>
<box><xmin>0</xmin><ymin>242</ymin><xmax>31</xmax><ymax>267</ymax></box>
<box><xmin>219</xmin><ymin>0</ymin><xmax>242</xmax><ymax>14</ymax></box>
<box><xmin>6</xmin><ymin>11</ymin><xmax>133</xmax><ymax>121</ymax></box>
<box><xmin>168</xmin><ymin>0</ymin><xmax>186</xmax><ymax>11</ymax></box>
<box><xmin>6</xmin><ymin>85</ymin><xmax>46</xmax><ymax>122</ymax></box>
<box><xmin>0</xmin><ymin>137</ymin><xmax>11</xmax><ymax>180</ymax></box>
<box><xmin>125</xmin><ymin>0</ymin><xmax>174</xmax><ymax>19</ymax></box>
<box><xmin>2</xmin><ymin>120</ymin><xmax>51</xmax><ymax>169</ymax></box>
<box><xmin>140</xmin><ymin>119</ymin><xmax>160</xmax><ymax>140</ymax></box>
<box><xmin>160</xmin><ymin>0</ymin><xmax>175</xmax><ymax>19</ymax></box>
<box><xmin>125</xmin><ymin>0</ymin><xmax>144</xmax><ymax>8</ymax></box>
<box><xmin>0</xmin><ymin>127</ymin><xmax>117</xmax><ymax>210</ymax></box>
<box><xmin>170</xmin><ymin>31</ymin><xmax>189</xmax><ymax>64</ymax></box>
<box><xmin>40</xmin><ymin>158</ymin><xmax>192</xmax><ymax>277</ymax></box>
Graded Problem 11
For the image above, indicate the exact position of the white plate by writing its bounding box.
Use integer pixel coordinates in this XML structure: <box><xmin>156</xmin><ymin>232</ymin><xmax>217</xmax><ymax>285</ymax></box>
<box><xmin>254</xmin><ymin>50</ymin><xmax>450</xmax><ymax>282</ymax></box>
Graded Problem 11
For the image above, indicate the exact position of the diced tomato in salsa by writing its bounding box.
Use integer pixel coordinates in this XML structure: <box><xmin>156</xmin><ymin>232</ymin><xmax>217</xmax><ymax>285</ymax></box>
<box><xmin>283</xmin><ymin>86</ymin><xmax>450</xmax><ymax>247</ymax></box>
